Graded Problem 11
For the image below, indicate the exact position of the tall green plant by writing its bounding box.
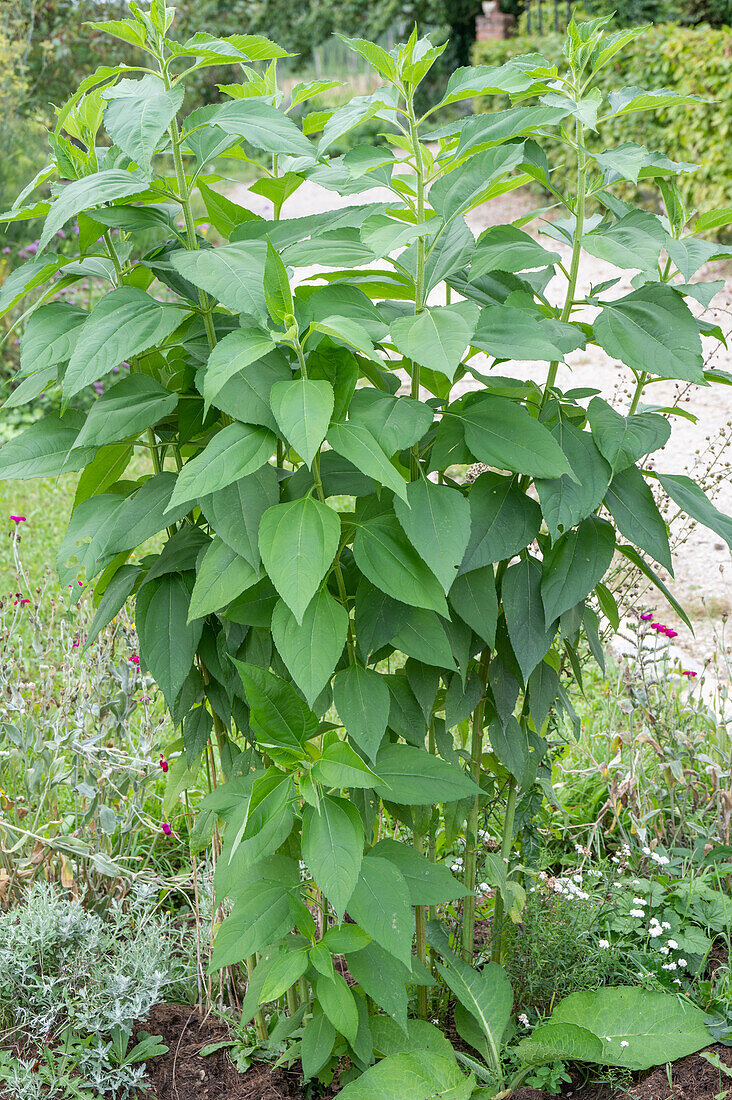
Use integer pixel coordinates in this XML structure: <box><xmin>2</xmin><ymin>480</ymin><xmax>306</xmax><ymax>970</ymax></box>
<box><xmin>1</xmin><ymin>6</ymin><xmax>730</xmax><ymax>1092</ymax></box>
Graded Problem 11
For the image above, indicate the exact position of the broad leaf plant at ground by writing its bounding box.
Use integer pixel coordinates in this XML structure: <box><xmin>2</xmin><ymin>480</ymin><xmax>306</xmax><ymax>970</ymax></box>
<box><xmin>1</xmin><ymin>4</ymin><xmax>732</xmax><ymax>1096</ymax></box>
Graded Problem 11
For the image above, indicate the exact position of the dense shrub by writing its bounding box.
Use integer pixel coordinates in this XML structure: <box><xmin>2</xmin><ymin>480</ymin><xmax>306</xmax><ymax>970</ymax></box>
<box><xmin>473</xmin><ymin>24</ymin><xmax>732</xmax><ymax>215</ymax></box>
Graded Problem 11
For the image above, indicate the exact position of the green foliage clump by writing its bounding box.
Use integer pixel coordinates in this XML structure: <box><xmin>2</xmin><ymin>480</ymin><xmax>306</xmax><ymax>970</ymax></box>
<box><xmin>473</xmin><ymin>23</ymin><xmax>732</xmax><ymax>216</ymax></box>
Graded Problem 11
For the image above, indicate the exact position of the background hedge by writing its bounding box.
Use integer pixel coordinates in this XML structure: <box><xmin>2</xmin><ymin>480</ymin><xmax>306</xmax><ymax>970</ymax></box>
<box><xmin>472</xmin><ymin>24</ymin><xmax>732</xmax><ymax>216</ymax></box>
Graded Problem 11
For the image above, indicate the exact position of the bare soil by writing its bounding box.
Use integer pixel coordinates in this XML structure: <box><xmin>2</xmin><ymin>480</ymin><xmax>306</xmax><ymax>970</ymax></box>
<box><xmin>228</xmin><ymin>177</ymin><xmax>732</xmax><ymax>674</ymax></box>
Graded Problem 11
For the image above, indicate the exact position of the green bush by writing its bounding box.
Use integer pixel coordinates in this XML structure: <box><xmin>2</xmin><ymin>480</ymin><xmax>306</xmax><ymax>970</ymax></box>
<box><xmin>472</xmin><ymin>24</ymin><xmax>732</xmax><ymax>215</ymax></box>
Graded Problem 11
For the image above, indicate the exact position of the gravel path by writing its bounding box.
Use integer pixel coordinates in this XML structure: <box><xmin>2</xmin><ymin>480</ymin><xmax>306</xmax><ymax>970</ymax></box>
<box><xmin>229</xmin><ymin>178</ymin><xmax>732</xmax><ymax>672</ymax></box>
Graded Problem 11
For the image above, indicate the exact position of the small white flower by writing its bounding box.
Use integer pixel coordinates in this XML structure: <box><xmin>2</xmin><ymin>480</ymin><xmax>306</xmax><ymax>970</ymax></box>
<box><xmin>660</xmin><ymin>947</ymin><xmax>669</xmax><ymax>956</ymax></box>
<box><xmin>667</xmin><ymin>939</ymin><xmax>679</xmax><ymax>949</ymax></box>
<box><xmin>518</xmin><ymin>1013</ymin><xmax>530</xmax><ymax>1027</ymax></box>
<box><xmin>479</xmin><ymin>882</ymin><xmax>488</xmax><ymax>891</ymax></box>
<box><xmin>662</xmin><ymin>921</ymin><xmax>671</xmax><ymax>931</ymax></box>
<box><xmin>678</xmin><ymin>958</ymin><xmax>687</xmax><ymax>968</ymax></box>
<box><xmin>605</xmin><ymin>1036</ymin><xmax>613</xmax><ymax>1042</ymax></box>
<box><xmin>630</xmin><ymin>908</ymin><xmax>645</xmax><ymax>918</ymax></box>
<box><xmin>642</xmin><ymin>846</ymin><xmax>651</xmax><ymax>855</ymax></box>
<box><xmin>673</xmin><ymin>978</ymin><xmax>682</xmax><ymax>985</ymax></box>
<box><xmin>633</xmin><ymin>897</ymin><xmax>646</xmax><ymax>905</ymax></box>
<box><xmin>620</xmin><ymin>1041</ymin><xmax>629</xmax><ymax>1048</ymax></box>
<box><xmin>652</xmin><ymin>853</ymin><xmax>670</xmax><ymax>866</ymax></box>
<box><xmin>598</xmin><ymin>938</ymin><xmax>610</xmax><ymax>949</ymax></box>
<box><xmin>662</xmin><ymin>962</ymin><xmax>678</xmax><ymax>971</ymax></box>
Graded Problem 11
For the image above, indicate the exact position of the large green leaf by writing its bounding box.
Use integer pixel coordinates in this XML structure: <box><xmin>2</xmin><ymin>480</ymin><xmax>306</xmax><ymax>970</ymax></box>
<box><xmin>429</xmin><ymin>145</ymin><xmax>525</xmax><ymax>221</ymax></box>
<box><xmin>302</xmin><ymin>795</ymin><xmax>364</xmax><ymax>921</ymax></box>
<box><xmin>470</xmin><ymin>224</ymin><xmax>560</xmax><ymax>278</ymax></box>
<box><xmin>327</xmin><ymin>421</ymin><xmax>409</xmax><ymax>503</ymax></box>
<box><xmin>233</xmin><ymin>661</ymin><xmax>318</xmax><ymax>757</ymax></box>
<box><xmin>0</xmin><ymin>256</ymin><xmax>63</xmax><ymax>317</ymax></box>
<box><xmin>371</xmin><ymin>839</ymin><xmax>469</xmax><ymax>905</ymax></box>
<box><xmin>0</xmin><ymin>414</ymin><xmax>93</xmax><ymax>480</ymax></box>
<box><xmin>586</xmin><ymin>397</ymin><xmax>671</xmax><ymax>472</ymax></box>
<box><xmin>461</xmin><ymin>472</ymin><xmax>542</xmax><ymax>573</ymax></box>
<box><xmin>63</xmin><ymin>288</ymin><xmax>182</xmax><ymax>401</ymax></box>
<box><xmin>541</xmin><ymin>516</ymin><xmax>616</xmax><ymax>623</ymax></box>
<box><xmin>271</xmin><ymin>589</ymin><xmax>348</xmax><ymax>706</ymax></box>
<box><xmin>188</xmin><ymin>536</ymin><xmax>260</xmax><ymax>620</ymax></box>
<box><xmin>170</xmin><ymin>241</ymin><xmax>267</xmax><ymax>320</ymax></box>
<box><xmin>374</xmin><ymin>743</ymin><xmax>478</xmax><ymax>805</ymax></box>
<box><xmin>333</xmin><ymin>663</ymin><xmax>390</xmax><ymax>761</ymax></box>
<box><xmin>135</xmin><ymin>574</ymin><xmax>202</xmax><ymax>706</ymax></box>
<box><xmin>74</xmin><ymin>374</ymin><xmax>178</xmax><ymax>449</ymax></box>
<box><xmin>582</xmin><ymin>209</ymin><xmax>667</xmax><ymax>275</ymax></box>
<box><xmin>527</xmin><ymin>986</ymin><xmax>712</xmax><ymax>1071</ymax></box>
<box><xmin>347</xmin><ymin>391</ymin><xmax>433</xmax><ymax>455</ymax></box>
<box><xmin>316</xmin><ymin>972</ymin><xmax>359</xmax><ymax>1047</ymax></box>
<box><xmin>502</xmin><ymin>556</ymin><xmax>557</xmax><ymax>682</ymax></box>
<box><xmin>258</xmin><ymin>496</ymin><xmax>341</xmax><ymax>624</ymax></box>
<box><xmin>452</xmin><ymin>395</ymin><xmax>574</xmax><ymax>479</ymax></box>
<box><xmin>337</xmin><ymin>1052</ymin><xmax>472</xmax><ymax>1100</ymax></box>
<box><xmin>471</xmin><ymin>306</ymin><xmax>585</xmax><ymax>362</ymax></box>
<box><xmin>657</xmin><ymin>472</ymin><xmax>732</xmax><ymax>553</ymax></box>
<box><xmin>200</xmin><ymin>464</ymin><xmax>278</xmax><ymax>568</ymax></box>
<box><xmin>202</xmin><ymin>327</ymin><xmax>276</xmax><ymax>411</ymax></box>
<box><xmin>271</xmin><ymin>378</ymin><xmax>334</xmax><ymax>468</ymax></box>
<box><xmin>38</xmin><ymin>169</ymin><xmax>148</xmax><ymax>250</ymax></box>
<box><xmin>207</xmin><ymin>353</ymin><xmax>291</xmax><ymax>431</ymax></box>
<box><xmin>301</xmin><ymin>1006</ymin><xmax>336</xmax><ymax>1080</ymax></box>
<box><xmin>391</xmin><ymin>302</ymin><xmax>479</xmax><ymax>381</ymax></box>
<box><xmin>353</xmin><ymin>513</ymin><xmax>448</xmax><ymax>617</ymax></box>
<box><xmin>394</xmin><ymin>480</ymin><xmax>471</xmax><ymax>593</ymax></box>
<box><xmin>104</xmin><ymin>472</ymin><xmax>191</xmax><ymax>556</ymax></box>
<box><xmin>347</xmin><ymin>854</ymin><xmax>414</xmax><ymax>967</ymax></box>
<box><xmin>211</xmin><ymin>884</ymin><xmax>293</xmax><ymax>970</ymax></box>
<box><xmin>593</xmin><ymin>284</ymin><xmax>704</xmax><ymax>382</ymax></box>
<box><xmin>604</xmin><ymin>466</ymin><xmax>672</xmax><ymax>572</ymax></box>
<box><xmin>392</xmin><ymin>608</ymin><xmax>456</xmax><ymax>671</ymax></box>
<box><xmin>18</xmin><ymin>302</ymin><xmax>86</xmax><ymax>377</ymax></box>
<box><xmin>535</xmin><ymin>420</ymin><xmax>610</xmax><ymax>539</ymax></box>
<box><xmin>346</xmin><ymin>942</ymin><xmax>408</xmax><ymax>1032</ymax></box>
<box><xmin>449</xmin><ymin>565</ymin><xmax>498</xmax><ymax>647</ymax></box>
<box><xmin>166</xmin><ymin>424</ymin><xmax>275</xmax><ymax>511</ymax></box>
<box><xmin>311</xmin><ymin>740</ymin><xmax>379</xmax><ymax>789</ymax></box>
<box><xmin>212</xmin><ymin>98</ymin><xmax>314</xmax><ymax>157</ymax></box>
<box><xmin>103</xmin><ymin>75</ymin><xmax>184</xmax><ymax>171</ymax></box>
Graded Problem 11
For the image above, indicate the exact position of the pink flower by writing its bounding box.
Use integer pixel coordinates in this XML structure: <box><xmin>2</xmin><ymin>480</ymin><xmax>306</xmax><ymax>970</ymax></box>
<box><xmin>159</xmin><ymin>755</ymin><xmax>169</xmax><ymax>773</ymax></box>
<box><xmin>129</xmin><ymin>654</ymin><xmax>140</xmax><ymax>666</ymax></box>
<box><xmin>666</xmin><ymin>629</ymin><xmax>678</xmax><ymax>638</ymax></box>
<box><xmin>682</xmin><ymin>670</ymin><xmax>697</xmax><ymax>677</ymax></box>
<box><xmin>162</xmin><ymin>822</ymin><xmax>172</xmax><ymax>836</ymax></box>
<box><xmin>19</xmin><ymin>599</ymin><xmax>30</xmax><ymax>605</ymax></box>
<box><xmin>10</xmin><ymin>515</ymin><xmax>26</xmax><ymax>524</ymax></box>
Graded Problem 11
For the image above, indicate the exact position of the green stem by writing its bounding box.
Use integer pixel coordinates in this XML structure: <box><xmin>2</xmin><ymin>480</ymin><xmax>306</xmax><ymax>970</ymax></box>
<box><xmin>541</xmin><ymin>114</ymin><xmax>586</xmax><ymax>408</ymax></box>
<box><xmin>628</xmin><ymin>371</ymin><xmax>647</xmax><ymax>415</ymax></box>
<box><xmin>461</xmin><ymin>649</ymin><xmax>490</xmax><ymax>962</ymax></box>
<box><xmin>414</xmin><ymin>829</ymin><xmax>429</xmax><ymax>1019</ymax></box>
<box><xmin>490</xmin><ymin>775</ymin><xmax>518</xmax><ymax>965</ymax></box>
<box><xmin>407</xmin><ymin>95</ymin><xmax>426</xmax><ymax>479</ymax></box>
<box><xmin>246</xmin><ymin>955</ymin><xmax>269</xmax><ymax>1041</ymax></box>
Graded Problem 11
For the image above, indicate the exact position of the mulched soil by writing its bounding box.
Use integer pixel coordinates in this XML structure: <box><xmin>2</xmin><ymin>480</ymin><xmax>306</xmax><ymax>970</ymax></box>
<box><xmin>137</xmin><ymin>1004</ymin><xmax>732</xmax><ymax>1100</ymax></box>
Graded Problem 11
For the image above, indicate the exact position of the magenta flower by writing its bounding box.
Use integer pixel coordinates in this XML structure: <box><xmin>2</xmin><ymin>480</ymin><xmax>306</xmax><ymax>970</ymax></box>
<box><xmin>10</xmin><ymin>515</ymin><xmax>26</xmax><ymax>524</ymax></box>
<box><xmin>640</xmin><ymin>612</ymin><xmax>653</xmax><ymax>621</ymax></box>
<box><xmin>20</xmin><ymin>599</ymin><xmax>30</xmax><ymax>605</ymax></box>
<box><xmin>162</xmin><ymin>822</ymin><xmax>172</xmax><ymax>836</ymax></box>
<box><xmin>682</xmin><ymin>669</ymin><xmax>697</xmax><ymax>677</ymax></box>
<box><xmin>159</xmin><ymin>755</ymin><xmax>169</xmax><ymax>773</ymax></box>
<box><xmin>129</xmin><ymin>654</ymin><xmax>140</xmax><ymax>666</ymax></box>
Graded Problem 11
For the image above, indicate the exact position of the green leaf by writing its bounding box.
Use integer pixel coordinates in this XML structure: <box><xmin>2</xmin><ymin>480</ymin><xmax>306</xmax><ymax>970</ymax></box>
<box><xmin>136</xmin><ymin>574</ymin><xmax>202</xmax><ymax>707</ymax></box>
<box><xmin>74</xmin><ymin>374</ymin><xmax>178</xmax><ymax>449</ymax></box>
<box><xmin>183</xmin><ymin>704</ymin><xmax>213</xmax><ymax>765</ymax></box>
<box><xmin>582</xmin><ymin>210</ymin><xmax>667</xmax><ymax>274</ymax></box>
<box><xmin>391</xmin><ymin>303</ymin><xmax>479</xmax><ymax>382</ymax></box>
<box><xmin>604</xmin><ymin>466</ymin><xmax>672</xmax><ymax>572</ymax></box>
<box><xmin>271</xmin><ymin>589</ymin><xmax>348</xmax><ymax>706</ymax></box>
<box><xmin>301</xmin><ymin>1006</ymin><xmax>336</xmax><ymax>1080</ymax></box>
<box><xmin>316</xmin><ymin>972</ymin><xmax>359</xmax><ymax>1047</ymax></box>
<box><xmin>346</xmin><ymin>942</ymin><xmax>408</xmax><ymax>1032</ymax></box>
<box><xmin>657</xmin><ymin>472</ymin><xmax>732</xmax><ymax>553</ymax></box>
<box><xmin>200</xmin><ymin>464</ymin><xmax>278</xmax><ymax>569</ymax></box>
<box><xmin>347</xmin><ymin>391</ymin><xmax>433</xmax><ymax>455</ymax></box>
<box><xmin>211</xmin><ymin>884</ymin><xmax>293</xmax><ymax>970</ymax></box>
<box><xmin>327</xmin><ymin>421</ymin><xmax>409</xmax><ymax>503</ymax></box>
<box><xmin>171</xmin><ymin>241</ymin><xmax>267</xmax><ymax>320</ymax></box>
<box><xmin>517</xmin><ymin>1022</ymin><xmax>605</xmax><ymax>1067</ymax></box>
<box><xmin>392</xmin><ymin>608</ymin><xmax>455</xmax><ymax>671</ymax></box>
<box><xmin>18</xmin><ymin>302</ymin><xmax>86</xmax><ymax>376</ymax></box>
<box><xmin>167</xmin><ymin>425</ymin><xmax>275</xmax><ymax>512</ymax></box>
<box><xmin>453</xmin><ymin>395</ymin><xmax>574</xmax><ymax>479</ymax></box>
<box><xmin>429</xmin><ymin>145</ymin><xmax>525</xmax><ymax>221</ymax></box>
<box><xmin>461</xmin><ymin>472</ymin><xmax>542</xmax><ymax>573</ymax></box>
<box><xmin>541</xmin><ymin>516</ymin><xmax>616</xmax><ymax>623</ymax></box>
<box><xmin>259</xmin><ymin>947</ymin><xmax>310</xmax><ymax>1004</ymax></box>
<box><xmin>535</xmin><ymin>420</ymin><xmax>611</xmax><ymax>539</ymax></box>
<box><xmin>0</xmin><ymin>414</ymin><xmax>93</xmax><ymax>480</ymax></box>
<box><xmin>39</xmin><ymin>169</ymin><xmax>148</xmax><ymax>250</ymax></box>
<box><xmin>208</xmin><ymin>354</ymin><xmax>291</xmax><ymax>432</ymax></box>
<box><xmin>188</xmin><ymin>536</ymin><xmax>260</xmax><ymax>621</ymax></box>
<box><xmin>353</xmin><ymin>513</ymin><xmax>448</xmax><ymax>617</ymax></box>
<box><xmin>502</xmin><ymin>556</ymin><xmax>557</xmax><ymax>682</ymax></box>
<box><xmin>586</xmin><ymin>397</ymin><xmax>670</xmax><ymax>472</ymax></box>
<box><xmin>374</xmin><ymin>744</ymin><xmax>479</xmax><ymax>806</ymax></box>
<box><xmin>593</xmin><ymin>285</ymin><xmax>704</xmax><ymax>383</ymax></box>
<box><xmin>337</xmin><ymin>1052</ymin><xmax>472</xmax><ymax>1100</ymax></box>
<box><xmin>212</xmin><ymin>98</ymin><xmax>314</xmax><ymax>158</ymax></box>
<box><xmin>470</xmin><ymin>224</ymin><xmax>560</xmax><ymax>278</ymax></box>
<box><xmin>616</xmin><ymin>543</ymin><xmax>692</xmax><ymax>630</ymax></box>
<box><xmin>533</xmin><ymin>986</ymin><xmax>712</xmax><ymax>1071</ymax></box>
<box><xmin>369</xmin><ymin>1017</ymin><xmax>456</xmax><ymax>1061</ymax></box>
<box><xmin>471</xmin><ymin>305</ymin><xmax>584</xmax><ymax>362</ymax></box>
<box><xmin>233</xmin><ymin>661</ymin><xmax>318</xmax><ymax>757</ymax></box>
<box><xmin>63</xmin><ymin>288</ymin><xmax>182</xmax><ymax>401</ymax></box>
<box><xmin>394</xmin><ymin>480</ymin><xmax>471</xmax><ymax>594</ymax></box>
<box><xmin>312</xmin><ymin>740</ymin><xmax>379</xmax><ymax>790</ymax></box>
<box><xmin>333</xmin><ymin>664</ymin><xmax>390</xmax><ymax>761</ymax></box>
<box><xmin>264</xmin><ymin>237</ymin><xmax>294</xmax><ymax>322</ymax></box>
<box><xmin>271</xmin><ymin>379</ymin><xmax>334</xmax><ymax>468</ymax></box>
<box><xmin>347</xmin><ymin>854</ymin><xmax>414</xmax><ymax>967</ymax></box>
<box><xmin>310</xmin><ymin>316</ymin><xmax>383</xmax><ymax>365</ymax></box>
<box><xmin>608</xmin><ymin>85</ymin><xmax>704</xmax><ymax>116</ymax></box>
<box><xmin>103</xmin><ymin>75</ymin><xmax>184</xmax><ymax>171</ymax></box>
<box><xmin>198</xmin><ymin>181</ymin><xmax>259</xmax><ymax>237</ymax></box>
<box><xmin>103</xmin><ymin>472</ymin><xmax>187</xmax><ymax>556</ymax></box>
<box><xmin>202</xmin><ymin>328</ymin><xmax>276</xmax><ymax>412</ymax></box>
<box><xmin>449</xmin><ymin>565</ymin><xmax>498</xmax><ymax>648</ymax></box>
<box><xmin>371</xmin><ymin>839</ymin><xmax>469</xmax><ymax>905</ymax></box>
<box><xmin>84</xmin><ymin>564</ymin><xmax>140</xmax><ymax>650</ymax></box>
<box><xmin>302</xmin><ymin>796</ymin><xmax>364</xmax><ymax>921</ymax></box>
<box><xmin>259</xmin><ymin>496</ymin><xmax>341</xmax><ymax>624</ymax></box>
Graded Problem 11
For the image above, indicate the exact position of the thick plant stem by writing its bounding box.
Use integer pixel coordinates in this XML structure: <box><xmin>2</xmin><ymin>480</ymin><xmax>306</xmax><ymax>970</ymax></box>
<box><xmin>490</xmin><ymin>776</ymin><xmax>518</xmax><ymax>965</ymax></box>
<box><xmin>541</xmin><ymin>114</ymin><xmax>586</xmax><ymax>407</ymax></box>
<box><xmin>246</xmin><ymin>955</ymin><xmax>269</xmax><ymax>1041</ymax></box>
<box><xmin>407</xmin><ymin>96</ymin><xmax>426</xmax><ymax>479</ymax></box>
<box><xmin>414</xmin><ymin>829</ymin><xmax>429</xmax><ymax>1019</ymax></box>
<box><xmin>461</xmin><ymin>649</ymin><xmax>490</xmax><ymax>962</ymax></box>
